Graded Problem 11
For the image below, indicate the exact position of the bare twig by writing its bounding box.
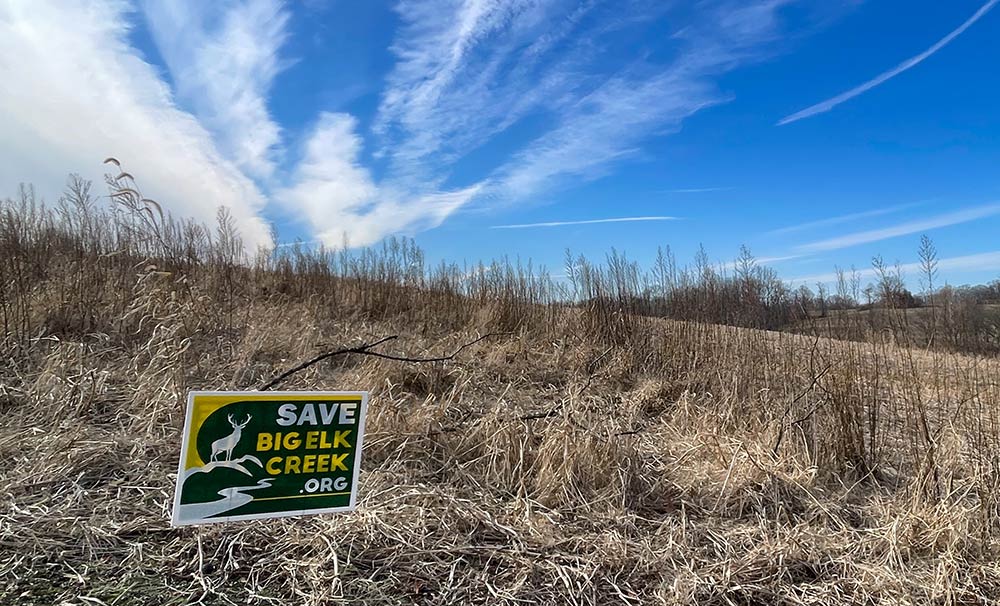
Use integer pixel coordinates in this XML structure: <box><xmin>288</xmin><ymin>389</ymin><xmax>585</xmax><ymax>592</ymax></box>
<box><xmin>519</xmin><ymin>405</ymin><xmax>564</xmax><ymax>422</ymax></box>
<box><xmin>772</xmin><ymin>363</ymin><xmax>832</xmax><ymax>457</ymax></box>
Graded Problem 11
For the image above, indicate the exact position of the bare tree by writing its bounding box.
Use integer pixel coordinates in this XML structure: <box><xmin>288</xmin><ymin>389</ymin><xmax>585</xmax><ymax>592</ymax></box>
<box><xmin>834</xmin><ymin>265</ymin><xmax>850</xmax><ymax>308</ymax></box>
<box><xmin>815</xmin><ymin>282</ymin><xmax>828</xmax><ymax>318</ymax></box>
<box><xmin>872</xmin><ymin>256</ymin><xmax>904</xmax><ymax>308</ymax></box>
<box><xmin>735</xmin><ymin>245</ymin><xmax>756</xmax><ymax>281</ymax></box>
<box><xmin>850</xmin><ymin>265</ymin><xmax>861</xmax><ymax>305</ymax></box>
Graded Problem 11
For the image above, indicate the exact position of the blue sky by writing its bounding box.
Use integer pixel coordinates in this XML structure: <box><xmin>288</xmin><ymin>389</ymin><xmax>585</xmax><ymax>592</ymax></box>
<box><xmin>1</xmin><ymin>1</ymin><xmax>999</xmax><ymax>289</ymax></box>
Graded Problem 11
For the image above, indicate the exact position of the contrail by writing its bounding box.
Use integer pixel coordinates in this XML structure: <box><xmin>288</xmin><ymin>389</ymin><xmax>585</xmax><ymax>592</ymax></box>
<box><xmin>491</xmin><ymin>216</ymin><xmax>679</xmax><ymax>229</ymax></box>
<box><xmin>779</xmin><ymin>0</ymin><xmax>999</xmax><ymax>126</ymax></box>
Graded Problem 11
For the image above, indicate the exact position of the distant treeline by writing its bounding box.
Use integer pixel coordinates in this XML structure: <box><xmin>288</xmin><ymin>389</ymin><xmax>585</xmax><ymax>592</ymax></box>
<box><xmin>569</xmin><ymin>241</ymin><xmax>1000</xmax><ymax>354</ymax></box>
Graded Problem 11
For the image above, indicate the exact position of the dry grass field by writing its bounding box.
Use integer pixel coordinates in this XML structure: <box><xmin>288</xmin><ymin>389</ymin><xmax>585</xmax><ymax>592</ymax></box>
<box><xmin>3</xmin><ymin>182</ymin><xmax>1000</xmax><ymax>605</ymax></box>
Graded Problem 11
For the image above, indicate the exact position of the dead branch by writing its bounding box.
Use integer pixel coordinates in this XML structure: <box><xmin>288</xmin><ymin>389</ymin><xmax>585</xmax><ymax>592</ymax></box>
<box><xmin>258</xmin><ymin>333</ymin><xmax>505</xmax><ymax>391</ymax></box>
<box><xmin>771</xmin><ymin>363</ymin><xmax>832</xmax><ymax>457</ymax></box>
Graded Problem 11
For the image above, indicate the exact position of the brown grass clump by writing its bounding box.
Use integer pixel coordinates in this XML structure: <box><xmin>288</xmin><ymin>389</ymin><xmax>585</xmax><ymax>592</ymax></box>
<box><xmin>3</xmin><ymin>172</ymin><xmax>1000</xmax><ymax>604</ymax></box>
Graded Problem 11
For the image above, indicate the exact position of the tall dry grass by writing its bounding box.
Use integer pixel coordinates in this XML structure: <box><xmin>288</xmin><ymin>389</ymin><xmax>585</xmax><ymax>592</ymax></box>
<box><xmin>2</xmin><ymin>171</ymin><xmax>1000</xmax><ymax>604</ymax></box>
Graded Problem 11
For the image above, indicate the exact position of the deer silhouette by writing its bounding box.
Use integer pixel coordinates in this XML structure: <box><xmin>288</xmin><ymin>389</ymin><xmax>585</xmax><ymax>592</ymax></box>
<box><xmin>210</xmin><ymin>414</ymin><xmax>252</xmax><ymax>462</ymax></box>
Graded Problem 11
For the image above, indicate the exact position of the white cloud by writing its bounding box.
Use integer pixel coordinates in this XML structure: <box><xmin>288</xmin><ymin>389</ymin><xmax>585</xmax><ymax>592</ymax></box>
<box><xmin>142</xmin><ymin>0</ymin><xmax>485</xmax><ymax>248</ymax></box>
<box><xmin>495</xmin><ymin>73</ymin><xmax>719</xmax><ymax>198</ymax></box>
<box><xmin>139</xmin><ymin>0</ymin><xmax>288</xmax><ymax>179</ymax></box>
<box><xmin>490</xmin><ymin>0</ymin><xmax>794</xmax><ymax>199</ymax></box>
<box><xmin>767</xmin><ymin>203</ymin><xmax>918</xmax><ymax>236</ymax></box>
<box><xmin>376</xmin><ymin>0</ymin><xmax>793</xmax><ymax>201</ymax></box>
<box><xmin>0</xmin><ymin>0</ymin><xmax>272</xmax><ymax>248</ymax></box>
<box><xmin>277</xmin><ymin>113</ymin><xmax>482</xmax><ymax>247</ymax></box>
<box><xmin>375</xmin><ymin>0</ymin><xmax>582</xmax><ymax>186</ymax></box>
<box><xmin>797</xmin><ymin>203</ymin><xmax>1000</xmax><ymax>252</ymax></box>
<box><xmin>788</xmin><ymin>250</ymin><xmax>1000</xmax><ymax>287</ymax></box>
<box><xmin>491</xmin><ymin>216</ymin><xmax>679</xmax><ymax>229</ymax></box>
<box><xmin>779</xmin><ymin>0</ymin><xmax>999</xmax><ymax>125</ymax></box>
<box><xmin>0</xmin><ymin>0</ymin><xmax>479</xmax><ymax>251</ymax></box>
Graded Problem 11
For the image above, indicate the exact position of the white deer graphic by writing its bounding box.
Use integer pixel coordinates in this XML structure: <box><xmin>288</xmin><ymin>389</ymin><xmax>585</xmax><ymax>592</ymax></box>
<box><xmin>210</xmin><ymin>414</ymin><xmax>252</xmax><ymax>462</ymax></box>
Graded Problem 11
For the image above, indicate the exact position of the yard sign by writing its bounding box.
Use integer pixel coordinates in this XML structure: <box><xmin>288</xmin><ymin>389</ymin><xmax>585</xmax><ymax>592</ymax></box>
<box><xmin>171</xmin><ymin>391</ymin><xmax>369</xmax><ymax>526</ymax></box>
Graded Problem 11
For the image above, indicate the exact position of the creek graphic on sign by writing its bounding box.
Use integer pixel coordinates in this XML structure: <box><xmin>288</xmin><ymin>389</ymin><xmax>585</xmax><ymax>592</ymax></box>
<box><xmin>171</xmin><ymin>391</ymin><xmax>369</xmax><ymax>526</ymax></box>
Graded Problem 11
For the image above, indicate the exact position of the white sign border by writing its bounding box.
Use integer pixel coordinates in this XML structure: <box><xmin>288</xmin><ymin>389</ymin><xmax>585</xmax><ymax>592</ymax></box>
<box><xmin>171</xmin><ymin>390</ymin><xmax>369</xmax><ymax>527</ymax></box>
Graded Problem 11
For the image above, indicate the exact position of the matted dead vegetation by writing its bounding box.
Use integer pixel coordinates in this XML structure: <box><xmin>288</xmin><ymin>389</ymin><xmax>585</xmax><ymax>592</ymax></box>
<box><xmin>2</xmin><ymin>173</ymin><xmax>1000</xmax><ymax>604</ymax></box>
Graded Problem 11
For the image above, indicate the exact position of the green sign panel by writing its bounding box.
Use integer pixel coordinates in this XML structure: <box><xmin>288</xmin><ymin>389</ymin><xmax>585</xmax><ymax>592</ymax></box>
<box><xmin>171</xmin><ymin>391</ymin><xmax>369</xmax><ymax>526</ymax></box>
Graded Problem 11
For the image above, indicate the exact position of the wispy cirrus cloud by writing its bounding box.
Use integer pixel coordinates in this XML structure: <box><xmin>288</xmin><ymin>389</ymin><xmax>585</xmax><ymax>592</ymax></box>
<box><xmin>491</xmin><ymin>216</ymin><xmax>679</xmax><ymax>229</ymax></box>
<box><xmin>491</xmin><ymin>0</ymin><xmax>796</xmax><ymax>199</ymax></box>
<box><xmin>779</xmin><ymin>0</ymin><xmax>999</xmax><ymax>125</ymax></box>
<box><xmin>797</xmin><ymin>203</ymin><xmax>1000</xmax><ymax>252</ymax></box>
<box><xmin>376</xmin><ymin>0</ymin><xmax>799</xmax><ymax>202</ymax></box>
<box><xmin>789</xmin><ymin>250</ymin><xmax>1000</xmax><ymax>286</ymax></box>
<box><xmin>374</xmin><ymin>0</ymin><xmax>599</xmax><ymax>188</ymax></box>
<box><xmin>767</xmin><ymin>203</ymin><xmax>919</xmax><ymax>236</ymax></box>
<box><xmin>493</xmin><ymin>71</ymin><xmax>720</xmax><ymax>198</ymax></box>
<box><xmin>140</xmin><ymin>0</ymin><xmax>289</xmax><ymax>179</ymax></box>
